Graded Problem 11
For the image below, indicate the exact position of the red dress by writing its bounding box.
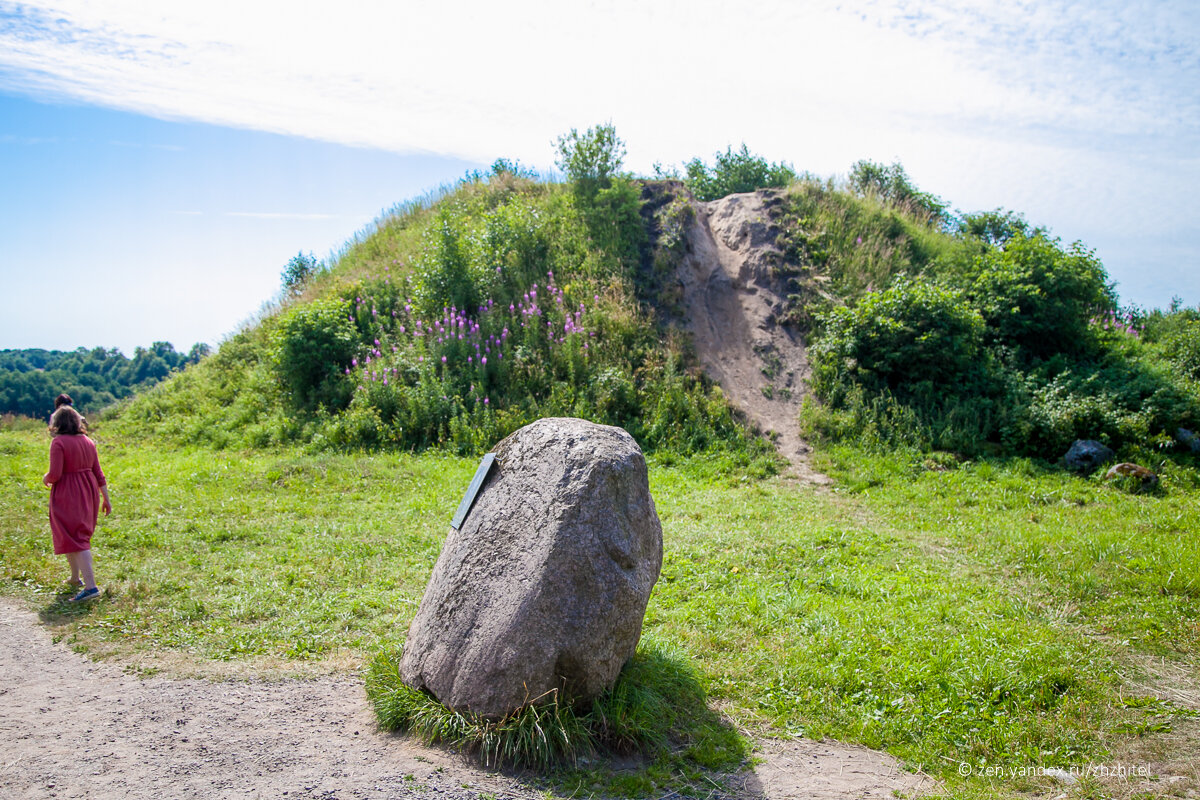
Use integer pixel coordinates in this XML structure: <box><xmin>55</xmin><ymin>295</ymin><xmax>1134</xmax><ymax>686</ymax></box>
<box><xmin>45</xmin><ymin>435</ymin><xmax>107</xmax><ymax>554</ymax></box>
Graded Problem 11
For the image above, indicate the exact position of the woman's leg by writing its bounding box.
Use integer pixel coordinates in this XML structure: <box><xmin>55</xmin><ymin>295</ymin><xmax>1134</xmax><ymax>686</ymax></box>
<box><xmin>76</xmin><ymin>549</ymin><xmax>96</xmax><ymax>590</ymax></box>
<box><xmin>65</xmin><ymin>551</ymin><xmax>82</xmax><ymax>585</ymax></box>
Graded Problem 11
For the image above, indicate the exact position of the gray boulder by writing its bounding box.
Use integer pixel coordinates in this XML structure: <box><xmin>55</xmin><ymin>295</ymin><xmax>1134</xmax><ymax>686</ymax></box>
<box><xmin>1177</xmin><ymin>427</ymin><xmax>1200</xmax><ymax>453</ymax></box>
<box><xmin>1064</xmin><ymin>439</ymin><xmax>1114</xmax><ymax>473</ymax></box>
<box><xmin>400</xmin><ymin>417</ymin><xmax>663</xmax><ymax>718</ymax></box>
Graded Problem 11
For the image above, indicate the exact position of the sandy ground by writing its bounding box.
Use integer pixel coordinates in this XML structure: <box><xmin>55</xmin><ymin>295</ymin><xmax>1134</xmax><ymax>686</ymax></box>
<box><xmin>0</xmin><ymin>598</ymin><xmax>937</xmax><ymax>800</ymax></box>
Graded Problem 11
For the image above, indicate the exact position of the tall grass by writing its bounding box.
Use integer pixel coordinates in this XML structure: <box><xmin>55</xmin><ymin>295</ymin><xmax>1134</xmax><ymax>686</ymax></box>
<box><xmin>774</xmin><ymin>177</ymin><xmax>977</xmax><ymax>302</ymax></box>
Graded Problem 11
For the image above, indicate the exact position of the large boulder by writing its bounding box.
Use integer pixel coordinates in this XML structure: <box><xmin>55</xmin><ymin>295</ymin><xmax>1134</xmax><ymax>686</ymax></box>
<box><xmin>400</xmin><ymin>417</ymin><xmax>663</xmax><ymax>718</ymax></box>
<box><xmin>1064</xmin><ymin>439</ymin><xmax>1114</xmax><ymax>473</ymax></box>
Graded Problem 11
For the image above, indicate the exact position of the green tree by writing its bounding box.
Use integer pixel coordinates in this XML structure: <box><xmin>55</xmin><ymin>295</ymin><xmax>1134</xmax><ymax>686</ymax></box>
<box><xmin>554</xmin><ymin>122</ymin><xmax>626</xmax><ymax>198</ymax></box>
<box><xmin>967</xmin><ymin>233</ymin><xmax>1115</xmax><ymax>362</ymax></box>
<box><xmin>282</xmin><ymin>251</ymin><xmax>319</xmax><ymax>296</ymax></box>
<box><xmin>188</xmin><ymin>342</ymin><xmax>212</xmax><ymax>362</ymax></box>
<box><xmin>683</xmin><ymin>144</ymin><xmax>796</xmax><ymax>201</ymax></box>
<box><xmin>553</xmin><ymin>123</ymin><xmax>644</xmax><ymax>272</ymax></box>
<box><xmin>957</xmin><ymin>209</ymin><xmax>1042</xmax><ymax>249</ymax></box>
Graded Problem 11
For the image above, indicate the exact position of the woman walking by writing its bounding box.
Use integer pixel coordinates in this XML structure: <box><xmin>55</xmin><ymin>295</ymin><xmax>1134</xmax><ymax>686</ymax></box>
<box><xmin>43</xmin><ymin>404</ymin><xmax>111</xmax><ymax>602</ymax></box>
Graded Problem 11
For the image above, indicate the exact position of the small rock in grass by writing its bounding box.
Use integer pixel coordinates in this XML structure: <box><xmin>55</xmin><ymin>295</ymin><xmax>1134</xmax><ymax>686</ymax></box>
<box><xmin>1104</xmin><ymin>462</ymin><xmax>1159</xmax><ymax>489</ymax></box>
<box><xmin>1064</xmin><ymin>440</ymin><xmax>1114</xmax><ymax>473</ymax></box>
<box><xmin>400</xmin><ymin>417</ymin><xmax>663</xmax><ymax>718</ymax></box>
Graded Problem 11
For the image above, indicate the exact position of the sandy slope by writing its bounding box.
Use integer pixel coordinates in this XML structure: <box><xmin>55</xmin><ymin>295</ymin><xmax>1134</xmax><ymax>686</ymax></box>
<box><xmin>677</xmin><ymin>191</ymin><xmax>829</xmax><ymax>485</ymax></box>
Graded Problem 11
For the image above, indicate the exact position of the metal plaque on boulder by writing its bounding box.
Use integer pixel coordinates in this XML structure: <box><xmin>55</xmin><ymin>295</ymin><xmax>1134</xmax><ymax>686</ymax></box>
<box><xmin>450</xmin><ymin>452</ymin><xmax>496</xmax><ymax>530</ymax></box>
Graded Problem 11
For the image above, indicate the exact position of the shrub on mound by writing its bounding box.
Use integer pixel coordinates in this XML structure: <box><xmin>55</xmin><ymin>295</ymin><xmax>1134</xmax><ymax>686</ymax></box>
<box><xmin>811</xmin><ymin>277</ymin><xmax>990</xmax><ymax>404</ymax></box>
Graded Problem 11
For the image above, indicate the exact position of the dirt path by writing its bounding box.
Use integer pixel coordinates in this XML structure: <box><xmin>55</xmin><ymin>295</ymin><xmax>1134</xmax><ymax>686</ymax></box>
<box><xmin>0</xmin><ymin>598</ymin><xmax>937</xmax><ymax>800</ymax></box>
<box><xmin>677</xmin><ymin>192</ymin><xmax>829</xmax><ymax>485</ymax></box>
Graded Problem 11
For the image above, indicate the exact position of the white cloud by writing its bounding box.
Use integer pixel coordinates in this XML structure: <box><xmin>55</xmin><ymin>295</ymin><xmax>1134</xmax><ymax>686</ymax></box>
<box><xmin>1</xmin><ymin>0</ymin><xmax>1197</xmax><ymax>308</ymax></box>
<box><xmin>6</xmin><ymin>0</ymin><xmax>1193</xmax><ymax>165</ymax></box>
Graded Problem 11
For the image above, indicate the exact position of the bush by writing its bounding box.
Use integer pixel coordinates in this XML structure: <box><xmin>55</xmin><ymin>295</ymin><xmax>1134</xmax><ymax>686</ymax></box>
<box><xmin>413</xmin><ymin>207</ymin><xmax>495</xmax><ymax>319</ymax></box>
<box><xmin>1163</xmin><ymin>320</ymin><xmax>1200</xmax><ymax>381</ymax></box>
<box><xmin>272</xmin><ymin>298</ymin><xmax>358</xmax><ymax>411</ymax></box>
<box><xmin>811</xmin><ymin>277</ymin><xmax>989</xmax><ymax>403</ymax></box>
<box><xmin>1011</xmin><ymin>356</ymin><xmax>1200</xmax><ymax>456</ymax></box>
<box><xmin>847</xmin><ymin>160</ymin><xmax>950</xmax><ymax>228</ymax></box>
<box><xmin>683</xmin><ymin>144</ymin><xmax>796</xmax><ymax>201</ymax></box>
<box><xmin>807</xmin><ymin>279</ymin><xmax>1007</xmax><ymax>454</ymax></box>
<box><xmin>966</xmin><ymin>233</ymin><xmax>1115</xmax><ymax>363</ymax></box>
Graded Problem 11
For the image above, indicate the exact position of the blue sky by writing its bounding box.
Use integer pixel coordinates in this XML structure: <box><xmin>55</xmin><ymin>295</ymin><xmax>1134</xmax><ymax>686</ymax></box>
<box><xmin>1</xmin><ymin>0</ymin><xmax>1197</xmax><ymax>354</ymax></box>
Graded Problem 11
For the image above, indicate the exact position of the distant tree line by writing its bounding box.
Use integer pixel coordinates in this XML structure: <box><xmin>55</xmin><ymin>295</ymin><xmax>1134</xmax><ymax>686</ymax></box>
<box><xmin>0</xmin><ymin>341</ymin><xmax>209</xmax><ymax>419</ymax></box>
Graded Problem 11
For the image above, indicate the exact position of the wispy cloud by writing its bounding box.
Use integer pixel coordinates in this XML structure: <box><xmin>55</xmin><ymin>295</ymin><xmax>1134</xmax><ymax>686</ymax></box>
<box><xmin>5</xmin><ymin>0</ymin><xmax>1194</xmax><ymax>166</ymax></box>
<box><xmin>0</xmin><ymin>133</ymin><xmax>63</xmax><ymax>145</ymax></box>
<box><xmin>108</xmin><ymin>139</ymin><xmax>184</xmax><ymax>151</ymax></box>
<box><xmin>224</xmin><ymin>212</ymin><xmax>340</xmax><ymax>220</ymax></box>
<box><xmin>859</xmin><ymin>0</ymin><xmax>1200</xmax><ymax>147</ymax></box>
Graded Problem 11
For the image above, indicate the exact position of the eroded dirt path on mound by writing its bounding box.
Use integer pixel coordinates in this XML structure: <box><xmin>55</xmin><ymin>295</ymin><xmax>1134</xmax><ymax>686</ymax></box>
<box><xmin>0</xmin><ymin>598</ymin><xmax>937</xmax><ymax>800</ymax></box>
<box><xmin>678</xmin><ymin>192</ymin><xmax>829</xmax><ymax>485</ymax></box>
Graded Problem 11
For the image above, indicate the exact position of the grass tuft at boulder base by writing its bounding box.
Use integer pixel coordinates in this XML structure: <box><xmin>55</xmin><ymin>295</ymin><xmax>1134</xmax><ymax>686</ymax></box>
<box><xmin>365</xmin><ymin>636</ymin><xmax>747</xmax><ymax>791</ymax></box>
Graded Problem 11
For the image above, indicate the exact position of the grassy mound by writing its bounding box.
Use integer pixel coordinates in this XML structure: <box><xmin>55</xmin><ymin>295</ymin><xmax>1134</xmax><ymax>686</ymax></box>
<box><xmin>107</xmin><ymin>136</ymin><xmax>1197</xmax><ymax>471</ymax></box>
<box><xmin>111</xmin><ymin>166</ymin><xmax>776</xmax><ymax>476</ymax></box>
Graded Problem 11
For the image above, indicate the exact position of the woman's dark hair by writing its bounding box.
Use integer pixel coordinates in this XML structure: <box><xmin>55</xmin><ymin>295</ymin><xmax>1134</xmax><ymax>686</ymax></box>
<box><xmin>49</xmin><ymin>406</ymin><xmax>86</xmax><ymax>437</ymax></box>
<box><xmin>54</xmin><ymin>394</ymin><xmax>74</xmax><ymax>409</ymax></box>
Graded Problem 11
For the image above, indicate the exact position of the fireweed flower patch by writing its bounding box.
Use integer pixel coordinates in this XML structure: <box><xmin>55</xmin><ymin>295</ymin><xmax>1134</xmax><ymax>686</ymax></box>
<box><xmin>329</xmin><ymin>271</ymin><xmax>615</xmax><ymax>451</ymax></box>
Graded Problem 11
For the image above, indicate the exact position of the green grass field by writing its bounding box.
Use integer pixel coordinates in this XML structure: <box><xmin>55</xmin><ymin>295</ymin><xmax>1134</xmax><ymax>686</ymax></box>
<box><xmin>2</xmin><ymin>424</ymin><xmax>1198</xmax><ymax>799</ymax></box>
